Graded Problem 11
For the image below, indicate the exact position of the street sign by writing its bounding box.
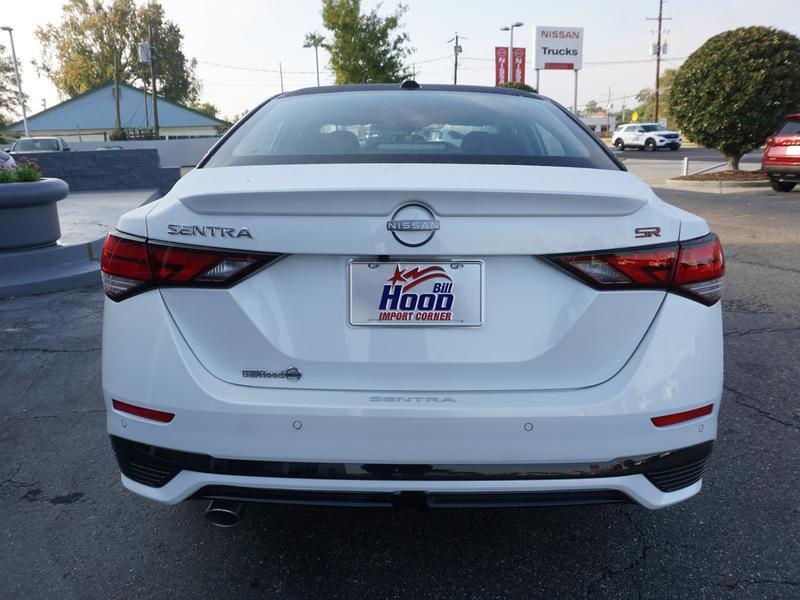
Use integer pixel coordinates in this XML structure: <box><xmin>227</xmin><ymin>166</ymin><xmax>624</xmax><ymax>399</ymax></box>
<box><xmin>511</xmin><ymin>47</ymin><xmax>526</xmax><ymax>85</ymax></box>
<box><xmin>659</xmin><ymin>117</ymin><xmax>668</xmax><ymax>128</ymax></box>
<box><xmin>534</xmin><ymin>26</ymin><xmax>584</xmax><ymax>70</ymax></box>
<box><xmin>495</xmin><ymin>47</ymin><xmax>508</xmax><ymax>85</ymax></box>
<box><xmin>632</xmin><ymin>111</ymin><xmax>639</xmax><ymax>122</ymax></box>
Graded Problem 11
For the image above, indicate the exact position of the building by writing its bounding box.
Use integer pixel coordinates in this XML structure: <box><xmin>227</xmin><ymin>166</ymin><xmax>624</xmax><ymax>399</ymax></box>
<box><xmin>580</xmin><ymin>113</ymin><xmax>617</xmax><ymax>136</ymax></box>
<box><xmin>1</xmin><ymin>82</ymin><xmax>228</xmax><ymax>141</ymax></box>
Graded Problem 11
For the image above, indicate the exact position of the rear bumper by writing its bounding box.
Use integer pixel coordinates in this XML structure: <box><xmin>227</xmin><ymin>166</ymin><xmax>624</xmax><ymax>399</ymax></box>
<box><xmin>763</xmin><ymin>164</ymin><xmax>800</xmax><ymax>179</ymax></box>
<box><xmin>103</xmin><ymin>291</ymin><xmax>723</xmax><ymax>510</ymax></box>
<box><xmin>112</xmin><ymin>435</ymin><xmax>713</xmax><ymax>508</ymax></box>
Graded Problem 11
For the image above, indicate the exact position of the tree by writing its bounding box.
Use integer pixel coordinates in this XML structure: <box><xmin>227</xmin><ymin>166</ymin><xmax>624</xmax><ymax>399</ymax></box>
<box><xmin>35</xmin><ymin>0</ymin><xmax>199</xmax><ymax>104</ymax></box>
<box><xmin>0</xmin><ymin>43</ymin><xmax>21</xmax><ymax>124</ymax></box>
<box><xmin>190</xmin><ymin>101</ymin><xmax>219</xmax><ymax>119</ymax></box>
<box><xmin>314</xmin><ymin>0</ymin><xmax>412</xmax><ymax>84</ymax></box>
<box><xmin>582</xmin><ymin>99</ymin><xmax>602</xmax><ymax>116</ymax></box>
<box><xmin>671</xmin><ymin>26</ymin><xmax>800</xmax><ymax>170</ymax></box>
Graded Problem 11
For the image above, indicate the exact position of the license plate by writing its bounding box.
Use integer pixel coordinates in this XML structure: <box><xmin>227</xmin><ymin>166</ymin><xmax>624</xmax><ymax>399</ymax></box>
<box><xmin>786</xmin><ymin>146</ymin><xmax>800</xmax><ymax>156</ymax></box>
<box><xmin>349</xmin><ymin>261</ymin><xmax>483</xmax><ymax>326</ymax></box>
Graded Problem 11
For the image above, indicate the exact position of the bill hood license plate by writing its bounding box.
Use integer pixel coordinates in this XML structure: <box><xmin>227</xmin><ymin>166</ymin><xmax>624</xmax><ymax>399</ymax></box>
<box><xmin>349</xmin><ymin>261</ymin><xmax>483</xmax><ymax>326</ymax></box>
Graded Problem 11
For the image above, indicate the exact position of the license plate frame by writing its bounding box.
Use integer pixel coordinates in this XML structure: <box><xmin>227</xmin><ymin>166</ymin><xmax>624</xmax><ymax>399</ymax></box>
<box><xmin>348</xmin><ymin>260</ymin><xmax>484</xmax><ymax>327</ymax></box>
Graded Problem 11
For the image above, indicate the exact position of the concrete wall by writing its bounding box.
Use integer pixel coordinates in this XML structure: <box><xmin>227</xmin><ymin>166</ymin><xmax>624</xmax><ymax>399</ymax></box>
<box><xmin>25</xmin><ymin>149</ymin><xmax>180</xmax><ymax>196</ymax></box>
<box><xmin>69</xmin><ymin>137</ymin><xmax>220</xmax><ymax>167</ymax></box>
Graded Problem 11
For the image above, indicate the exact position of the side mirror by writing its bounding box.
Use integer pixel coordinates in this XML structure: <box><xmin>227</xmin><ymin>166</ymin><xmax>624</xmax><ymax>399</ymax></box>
<box><xmin>63</xmin><ymin>147</ymin><xmax>71</xmax><ymax>152</ymax></box>
<box><xmin>3</xmin><ymin>148</ymin><xmax>10</xmax><ymax>152</ymax></box>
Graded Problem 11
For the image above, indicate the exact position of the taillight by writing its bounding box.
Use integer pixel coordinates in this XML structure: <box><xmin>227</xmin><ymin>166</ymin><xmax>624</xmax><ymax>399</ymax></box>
<box><xmin>671</xmin><ymin>234</ymin><xmax>725</xmax><ymax>305</ymax></box>
<box><xmin>547</xmin><ymin>233</ymin><xmax>724</xmax><ymax>305</ymax></box>
<box><xmin>101</xmin><ymin>233</ymin><xmax>281</xmax><ymax>301</ymax></box>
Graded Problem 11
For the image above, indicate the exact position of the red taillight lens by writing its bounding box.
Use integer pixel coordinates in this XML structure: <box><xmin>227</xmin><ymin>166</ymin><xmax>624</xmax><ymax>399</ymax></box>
<box><xmin>651</xmin><ymin>404</ymin><xmax>713</xmax><ymax>427</ymax></box>
<box><xmin>101</xmin><ymin>234</ymin><xmax>152</xmax><ymax>301</ymax></box>
<box><xmin>672</xmin><ymin>234</ymin><xmax>724</xmax><ymax>305</ymax></box>
<box><xmin>101</xmin><ymin>233</ymin><xmax>280</xmax><ymax>302</ymax></box>
<box><xmin>112</xmin><ymin>399</ymin><xmax>175</xmax><ymax>423</ymax></box>
<box><xmin>547</xmin><ymin>233</ymin><xmax>724</xmax><ymax>305</ymax></box>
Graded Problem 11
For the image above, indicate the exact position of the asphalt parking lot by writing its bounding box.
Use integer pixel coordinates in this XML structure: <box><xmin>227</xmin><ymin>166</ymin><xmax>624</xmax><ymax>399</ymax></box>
<box><xmin>1</xmin><ymin>177</ymin><xmax>798</xmax><ymax>599</ymax></box>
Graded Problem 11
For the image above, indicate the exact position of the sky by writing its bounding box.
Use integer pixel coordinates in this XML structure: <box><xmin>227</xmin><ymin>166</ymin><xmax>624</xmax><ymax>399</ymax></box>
<box><xmin>2</xmin><ymin>0</ymin><xmax>799</xmax><ymax>121</ymax></box>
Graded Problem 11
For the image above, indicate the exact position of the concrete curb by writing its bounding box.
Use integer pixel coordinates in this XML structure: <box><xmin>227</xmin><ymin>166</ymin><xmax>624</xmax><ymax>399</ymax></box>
<box><xmin>661</xmin><ymin>178</ymin><xmax>770</xmax><ymax>193</ymax></box>
<box><xmin>0</xmin><ymin>189</ymin><xmax>161</xmax><ymax>299</ymax></box>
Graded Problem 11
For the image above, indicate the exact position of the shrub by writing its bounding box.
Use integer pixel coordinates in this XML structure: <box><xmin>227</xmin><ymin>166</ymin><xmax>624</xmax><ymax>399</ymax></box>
<box><xmin>671</xmin><ymin>27</ymin><xmax>800</xmax><ymax>170</ymax></box>
<box><xmin>0</xmin><ymin>157</ymin><xmax>42</xmax><ymax>183</ymax></box>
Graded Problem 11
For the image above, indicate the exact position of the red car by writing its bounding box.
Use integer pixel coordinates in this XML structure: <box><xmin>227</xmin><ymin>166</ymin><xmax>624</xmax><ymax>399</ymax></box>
<box><xmin>762</xmin><ymin>114</ymin><xmax>800</xmax><ymax>192</ymax></box>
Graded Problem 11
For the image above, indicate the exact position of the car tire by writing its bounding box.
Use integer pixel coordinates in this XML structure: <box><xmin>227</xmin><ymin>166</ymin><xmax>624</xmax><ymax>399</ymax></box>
<box><xmin>770</xmin><ymin>179</ymin><xmax>796</xmax><ymax>192</ymax></box>
<box><xmin>645</xmin><ymin>139</ymin><xmax>657</xmax><ymax>152</ymax></box>
<box><xmin>614</xmin><ymin>138</ymin><xmax>625</xmax><ymax>151</ymax></box>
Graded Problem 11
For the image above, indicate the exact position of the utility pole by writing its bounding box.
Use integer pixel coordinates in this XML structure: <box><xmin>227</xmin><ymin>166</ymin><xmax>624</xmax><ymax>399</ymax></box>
<box><xmin>448</xmin><ymin>33</ymin><xmax>463</xmax><ymax>84</ymax></box>
<box><xmin>606</xmin><ymin>86</ymin><xmax>611</xmax><ymax>134</ymax></box>
<box><xmin>113</xmin><ymin>53</ymin><xmax>121</xmax><ymax>132</ymax></box>
<box><xmin>148</xmin><ymin>24</ymin><xmax>160</xmax><ymax>139</ymax></box>
<box><xmin>279</xmin><ymin>62</ymin><xmax>284</xmax><ymax>93</ymax></box>
<box><xmin>647</xmin><ymin>0</ymin><xmax>671</xmax><ymax>122</ymax></box>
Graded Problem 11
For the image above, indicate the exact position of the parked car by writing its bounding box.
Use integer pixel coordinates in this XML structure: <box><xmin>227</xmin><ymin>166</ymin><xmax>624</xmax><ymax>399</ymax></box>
<box><xmin>0</xmin><ymin>149</ymin><xmax>15</xmax><ymax>169</ymax></box>
<box><xmin>762</xmin><ymin>114</ymin><xmax>800</xmax><ymax>192</ymax></box>
<box><xmin>612</xmin><ymin>123</ymin><xmax>681</xmax><ymax>151</ymax></box>
<box><xmin>101</xmin><ymin>84</ymin><xmax>724</xmax><ymax>525</ymax></box>
<box><xmin>6</xmin><ymin>137</ymin><xmax>70</xmax><ymax>153</ymax></box>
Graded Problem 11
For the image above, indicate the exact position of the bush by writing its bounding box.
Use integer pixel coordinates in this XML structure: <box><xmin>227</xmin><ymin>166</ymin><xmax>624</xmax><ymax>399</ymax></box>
<box><xmin>501</xmin><ymin>82</ymin><xmax>537</xmax><ymax>93</ymax></box>
<box><xmin>670</xmin><ymin>27</ymin><xmax>800</xmax><ymax>169</ymax></box>
<box><xmin>0</xmin><ymin>157</ymin><xmax>42</xmax><ymax>183</ymax></box>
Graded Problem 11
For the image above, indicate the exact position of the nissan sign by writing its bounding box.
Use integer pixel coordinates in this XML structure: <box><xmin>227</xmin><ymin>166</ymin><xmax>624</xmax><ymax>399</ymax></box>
<box><xmin>534</xmin><ymin>26</ymin><xmax>584</xmax><ymax>70</ymax></box>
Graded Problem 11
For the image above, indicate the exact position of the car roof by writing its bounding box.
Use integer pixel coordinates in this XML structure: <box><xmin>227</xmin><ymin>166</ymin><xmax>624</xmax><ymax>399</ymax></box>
<box><xmin>277</xmin><ymin>82</ymin><xmax>543</xmax><ymax>100</ymax></box>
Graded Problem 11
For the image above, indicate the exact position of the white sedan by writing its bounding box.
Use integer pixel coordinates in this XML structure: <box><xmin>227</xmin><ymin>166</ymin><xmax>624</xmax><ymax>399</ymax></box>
<box><xmin>101</xmin><ymin>84</ymin><xmax>723</xmax><ymax>526</ymax></box>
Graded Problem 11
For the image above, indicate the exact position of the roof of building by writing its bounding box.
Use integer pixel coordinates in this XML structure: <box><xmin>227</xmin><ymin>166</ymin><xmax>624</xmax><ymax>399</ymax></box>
<box><xmin>2</xmin><ymin>82</ymin><xmax>228</xmax><ymax>133</ymax></box>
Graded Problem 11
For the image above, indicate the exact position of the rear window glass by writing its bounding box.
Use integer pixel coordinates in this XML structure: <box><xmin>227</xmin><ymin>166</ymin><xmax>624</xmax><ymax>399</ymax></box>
<box><xmin>204</xmin><ymin>90</ymin><xmax>618</xmax><ymax>170</ymax></box>
<box><xmin>14</xmin><ymin>139</ymin><xmax>60</xmax><ymax>152</ymax></box>
<box><xmin>777</xmin><ymin>119</ymin><xmax>800</xmax><ymax>136</ymax></box>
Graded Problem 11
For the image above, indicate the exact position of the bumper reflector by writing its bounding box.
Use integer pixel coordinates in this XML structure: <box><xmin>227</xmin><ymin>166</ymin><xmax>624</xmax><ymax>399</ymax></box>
<box><xmin>651</xmin><ymin>404</ymin><xmax>713</xmax><ymax>427</ymax></box>
<box><xmin>112</xmin><ymin>400</ymin><xmax>175</xmax><ymax>423</ymax></box>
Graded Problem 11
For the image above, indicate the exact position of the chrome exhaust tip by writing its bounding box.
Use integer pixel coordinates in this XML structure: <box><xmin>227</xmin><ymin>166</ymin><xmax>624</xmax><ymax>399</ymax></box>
<box><xmin>204</xmin><ymin>500</ymin><xmax>244</xmax><ymax>528</ymax></box>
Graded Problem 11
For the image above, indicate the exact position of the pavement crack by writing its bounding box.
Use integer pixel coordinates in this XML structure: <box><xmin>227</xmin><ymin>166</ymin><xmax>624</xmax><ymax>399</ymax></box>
<box><xmin>724</xmin><ymin>325</ymin><xmax>800</xmax><ymax>338</ymax></box>
<box><xmin>0</xmin><ymin>347</ymin><xmax>101</xmax><ymax>354</ymax></box>
<box><xmin>2</xmin><ymin>408</ymin><xmax>106</xmax><ymax>422</ymax></box>
<box><xmin>716</xmin><ymin>578</ymin><xmax>800</xmax><ymax>590</ymax></box>
<box><xmin>724</xmin><ymin>385</ymin><xmax>799</xmax><ymax>431</ymax></box>
<box><xmin>733</xmin><ymin>259</ymin><xmax>800</xmax><ymax>275</ymax></box>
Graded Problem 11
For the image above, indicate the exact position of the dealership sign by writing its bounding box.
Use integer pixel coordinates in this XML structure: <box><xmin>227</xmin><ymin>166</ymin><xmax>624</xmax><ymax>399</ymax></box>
<box><xmin>494</xmin><ymin>47</ymin><xmax>508</xmax><ymax>85</ymax></box>
<box><xmin>534</xmin><ymin>26</ymin><xmax>584</xmax><ymax>70</ymax></box>
<box><xmin>495</xmin><ymin>47</ymin><xmax>526</xmax><ymax>86</ymax></box>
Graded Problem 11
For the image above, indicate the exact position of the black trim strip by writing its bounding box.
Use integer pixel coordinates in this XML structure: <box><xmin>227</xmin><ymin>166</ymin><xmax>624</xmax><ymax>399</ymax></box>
<box><xmin>191</xmin><ymin>486</ymin><xmax>632</xmax><ymax>509</ymax></box>
<box><xmin>111</xmin><ymin>436</ymin><xmax>713</xmax><ymax>490</ymax></box>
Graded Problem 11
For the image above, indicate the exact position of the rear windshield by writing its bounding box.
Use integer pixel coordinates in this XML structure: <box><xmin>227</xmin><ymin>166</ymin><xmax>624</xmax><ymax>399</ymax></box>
<box><xmin>14</xmin><ymin>139</ymin><xmax>59</xmax><ymax>152</ymax></box>
<box><xmin>777</xmin><ymin>119</ymin><xmax>800</xmax><ymax>136</ymax></box>
<box><xmin>204</xmin><ymin>90</ymin><xmax>619</xmax><ymax>170</ymax></box>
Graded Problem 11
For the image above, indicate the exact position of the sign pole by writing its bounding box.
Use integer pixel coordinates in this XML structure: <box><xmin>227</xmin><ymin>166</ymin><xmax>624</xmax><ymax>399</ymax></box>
<box><xmin>535</xmin><ymin>69</ymin><xmax>540</xmax><ymax>92</ymax></box>
<box><xmin>573</xmin><ymin>69</ymin><xmax>579</xmax><ymax>115</ymax></box>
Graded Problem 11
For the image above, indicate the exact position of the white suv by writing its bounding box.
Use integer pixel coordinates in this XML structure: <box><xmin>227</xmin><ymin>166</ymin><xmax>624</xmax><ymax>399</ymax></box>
<box><xmin>613</xmin><ymin>123</ymin><xmax>682</xmax><ymax>151</ymax></box>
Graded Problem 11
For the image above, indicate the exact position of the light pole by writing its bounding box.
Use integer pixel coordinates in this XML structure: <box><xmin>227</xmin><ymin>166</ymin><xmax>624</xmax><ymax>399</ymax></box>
<box><xmin>1</xmin><ymin>26</ymin><xmax>29</xmax><ymax>137</ymax></box>
<box><xmin>500</xmin><ymin>22</ymin><xmax>524</xmax><ymax>84</ymax></box>
<box><xmin>303</xmin><ymin>33</ymin><xmax>324</xmax><ymax>86</ymax></box>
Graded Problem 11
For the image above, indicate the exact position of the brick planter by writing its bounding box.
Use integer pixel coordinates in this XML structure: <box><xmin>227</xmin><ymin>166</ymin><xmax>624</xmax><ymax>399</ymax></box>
<box><xmin>0</xmin><ymin>178</ymin><xmax>70</xmax><ymax>251</ymax></box>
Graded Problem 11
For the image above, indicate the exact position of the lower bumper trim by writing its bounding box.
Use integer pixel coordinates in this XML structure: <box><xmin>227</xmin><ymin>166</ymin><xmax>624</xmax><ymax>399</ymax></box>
<box><xmin>191</xmin><ymin>485</ymin><xmax>632</xmax><ymax>509</ymax></box>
